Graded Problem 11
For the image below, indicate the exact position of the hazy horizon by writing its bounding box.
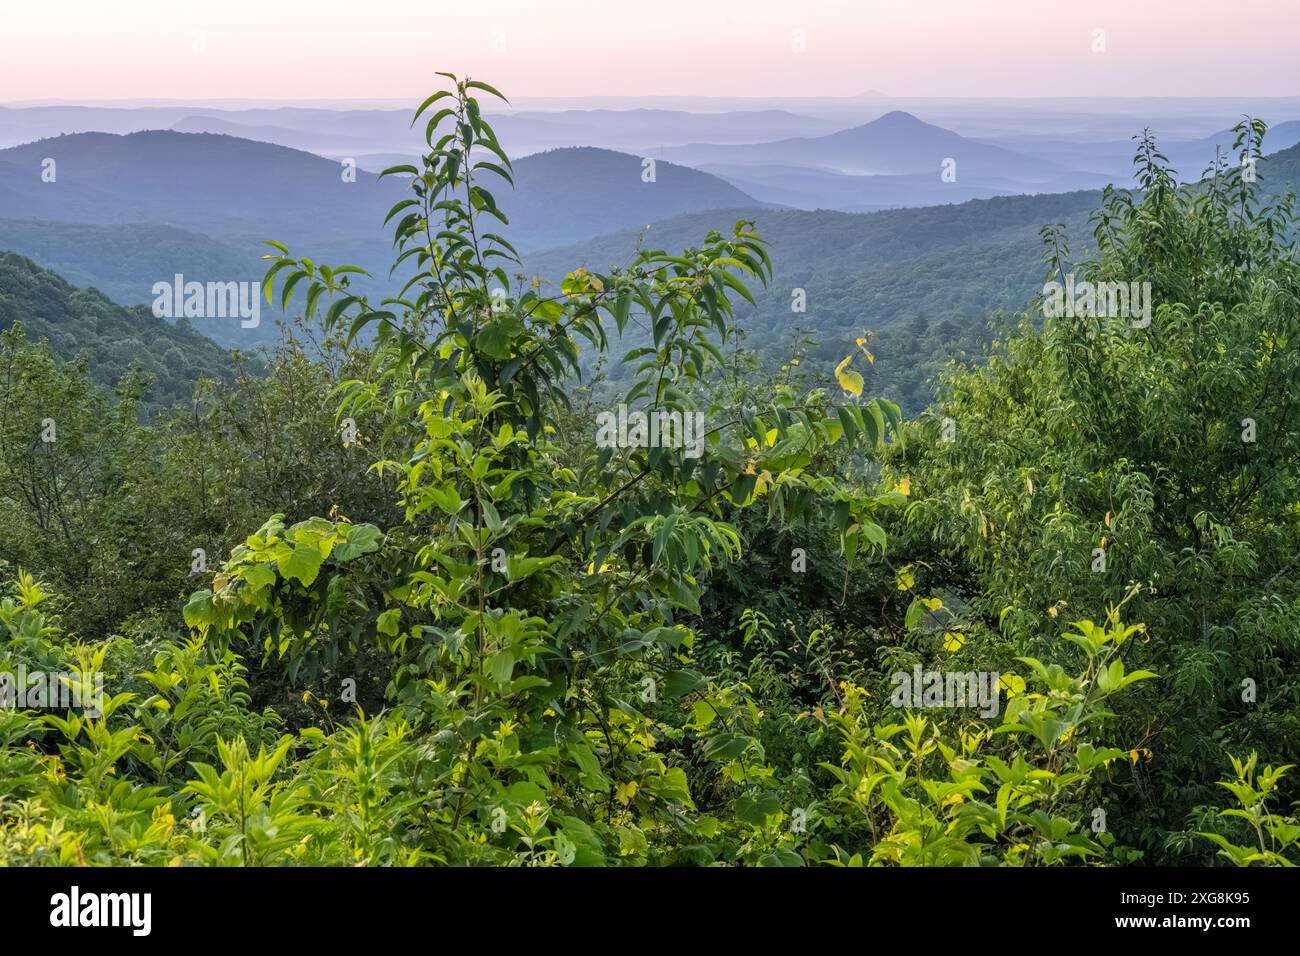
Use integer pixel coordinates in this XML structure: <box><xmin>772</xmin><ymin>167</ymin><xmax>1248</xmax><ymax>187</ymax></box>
<box><xmin>3</xmin><ymin>0</ymin><xmax>1298</xmax><ymax>102</ymax></box>
<box><xmin>8</xmin><ymin>94</ymin><xmax>1300</xmax><ymax>109</ymax></box>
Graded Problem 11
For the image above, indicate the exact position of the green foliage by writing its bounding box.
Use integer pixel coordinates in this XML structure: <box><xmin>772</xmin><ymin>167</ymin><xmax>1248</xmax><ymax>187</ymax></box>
<box><xmin>0</xmin><ymin>319</ymin><xmax>397</xmax><ymax>636</ymax></box>
<box><xmin>0</xmin><ymin>252</ymin><xmax>238</xmax><ymax>408</ymax></box>
<box><xmin>0</xmin><ymin>89</ymin><xmax>1291</xmax><ymax>868</ymax></box>
<box><xmin>1200</xmin><ymin>753</ymin><xmax>1300</xmax><ymax>866</ymax></box>
<box><xmin>895</xmin><ymin>120</ymin><xmax>1300</xmax><ymax>861</ymax></box>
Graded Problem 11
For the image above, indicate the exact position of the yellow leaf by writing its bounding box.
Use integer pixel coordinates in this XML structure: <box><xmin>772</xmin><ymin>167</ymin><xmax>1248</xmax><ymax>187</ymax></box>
<box><xmin>998</xmin><ymin>674</ymin><xmax>1027</xmax><ymax>697</ymax></box>
<box><xmin>840</xmin><ymin>370</ymin><xmax>864</xmax><ymax>395</ymax></box>
<box><xmin>834</xmin><ymin>356</ymin><xmax>864</xmax><ymax>397</ymax></box>
<box><xmin>896</xmin><ymin>477</ymin><xmax>911</xmax><ymax>496</ymax></box>
<box><xmin>943</xmin><ymin>631</ymin><xmax>965</xmax><ymax>651</ymax></box>
<box><xmin>615</xmin><ymin>781</ymin><xmax>638</xmax><ymax>806</ymax></box>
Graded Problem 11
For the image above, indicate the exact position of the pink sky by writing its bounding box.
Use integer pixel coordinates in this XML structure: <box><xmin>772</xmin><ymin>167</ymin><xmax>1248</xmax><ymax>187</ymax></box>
<box><xmin>2</xmin><ymin>0</ymin><xmax>1297</xmax><ymax>102</ymax></box>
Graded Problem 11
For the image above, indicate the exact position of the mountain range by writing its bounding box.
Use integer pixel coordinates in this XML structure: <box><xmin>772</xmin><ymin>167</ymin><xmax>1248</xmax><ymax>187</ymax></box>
<box><xmin>2</xmin><ymin>107</ymin><xmax>1298</xmax><ymax>413</ymax></box>
<box><xmin>0</xmin><ymin>132</ymin><xmax>761</xmax><ymax>245</ymax></box>
<box><xmin>0</xmin><ymin>133</ymin><xmax>765</xmax><ymax>346</ymax></box>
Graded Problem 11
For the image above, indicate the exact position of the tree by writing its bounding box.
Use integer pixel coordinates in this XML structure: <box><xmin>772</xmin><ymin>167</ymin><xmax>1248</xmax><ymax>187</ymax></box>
<box><xmin>897</xmin><ymin>122</ymin><xmax>1300</xmax><ymax>859</ymax></box>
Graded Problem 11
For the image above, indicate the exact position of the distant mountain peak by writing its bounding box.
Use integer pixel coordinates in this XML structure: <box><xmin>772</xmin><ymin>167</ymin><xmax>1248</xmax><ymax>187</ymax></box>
<box><xmin>871</xmin><ymin>110</ymin><xmax>927</xmax><ymax>128</ymax></box>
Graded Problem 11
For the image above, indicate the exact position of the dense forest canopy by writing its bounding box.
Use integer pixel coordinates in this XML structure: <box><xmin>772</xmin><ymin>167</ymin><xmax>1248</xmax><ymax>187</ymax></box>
<box><xmin>0</xmin><ymin>80</ymin><xmax>1297</xmax><ymax>867</ymax></box>
<box><xmin>0</xmin><ymin>252</ymin><xmax>240</xmax><ymax>408</ymax></box>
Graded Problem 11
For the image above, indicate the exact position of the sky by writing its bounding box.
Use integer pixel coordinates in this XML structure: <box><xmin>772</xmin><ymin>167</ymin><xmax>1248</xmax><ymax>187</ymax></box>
<box><xmin>2</xmin><ymin>0</ymin><xmax>1298</xmax><ymax>102</ymax></box>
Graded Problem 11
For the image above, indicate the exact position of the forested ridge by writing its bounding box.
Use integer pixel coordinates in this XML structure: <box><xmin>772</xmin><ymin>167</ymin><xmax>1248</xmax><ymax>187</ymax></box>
<box><xmin>0</xmin><ymin>81</ymin><xmax>1296</xmax><ymax>867</ymax></box>
<box><xmin>0</xmin><ymin>252</ymin><xmax>240</xmax><ymax>408</ymax></box>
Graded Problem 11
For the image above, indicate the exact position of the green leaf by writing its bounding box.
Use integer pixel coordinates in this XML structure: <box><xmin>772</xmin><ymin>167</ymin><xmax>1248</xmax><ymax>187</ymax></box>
<box><xmin>486</xmin><ymin>649</ymin><xmax>514</xmax><ymax>684</ymax></box>
<box><xmin>280</xmin><ymin>542</ymin><xmax>324</xmax><ymax>586</ymax></box>
<box><xmin>240</xmin><ymin>563</ymin><xmax>277</xmax><ymax>592</ymax></box>
<box><xmin>182</xmin><ymin>590</ymin><xmax>215</xmax><ymax>628</ymax></box>
<box><xmin>334</xmin><ymin>524</ymin><xmax>383</xmax><ymax>561</ymax></box>
<box><xmin>465</xmin><ymin>80</ymin><xmax>510</xmax><ymax>103</ymax></box>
